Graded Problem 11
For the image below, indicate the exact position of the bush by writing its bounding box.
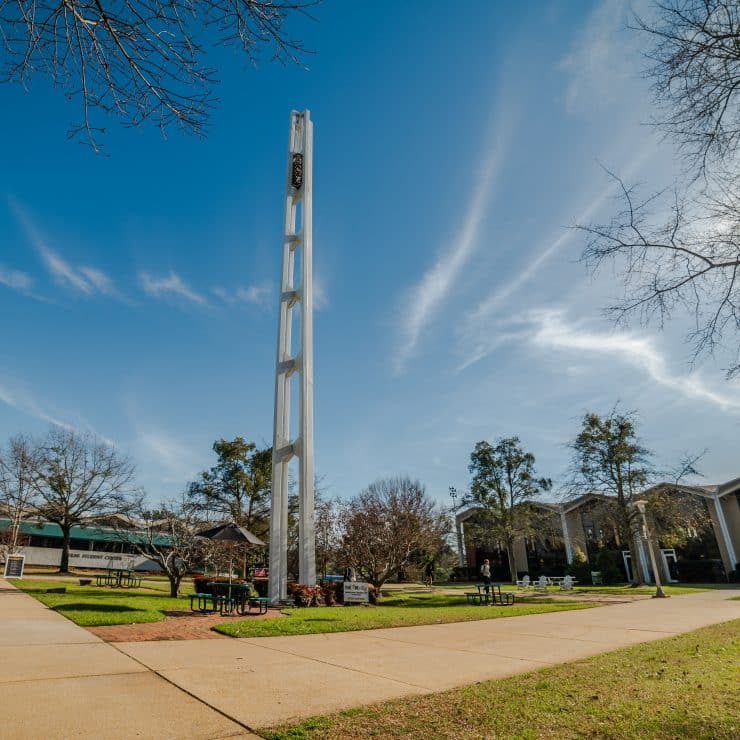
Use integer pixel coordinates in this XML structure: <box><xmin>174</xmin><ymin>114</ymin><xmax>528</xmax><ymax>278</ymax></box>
<box><xmin>566</xmin><ymin>546</ymin><xmax>592</xmax><ymax>583</ymax></box>
<box><xmin>676</xmin><ymin>559</ymin><xmax>725</xmax><ymax>583</ymax></box>
<box><xmin>319</xmin><ymin>580</ymin><xmax>341</xmax><ymax>605</ymax></box>
<box><xmin>192</xmin><ymin>576</ymin><xmax>250</xmax><ymax>594</ymax></box>
<box><xmin>287</xmin><ymin>583</ymin><xmax>324</xmax><ymax>607</ymax></box>
<box><xmin>594</xmin><ymin>550</ymin><xmax>624</xmax><ymax>584</ymax></box>
<box><xmin>450</xmin><ymin>566</ymin><xmax>478</xmax><ymax>581</ymax></box>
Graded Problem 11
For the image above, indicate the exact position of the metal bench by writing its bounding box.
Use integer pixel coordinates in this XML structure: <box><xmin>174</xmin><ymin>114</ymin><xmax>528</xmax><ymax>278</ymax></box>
<box><xmin>246</xmin><ymin>596</ymin><xmax>270</xmax><ymax>615</ymax></box>
<box><xmin>190</xmin><ymin>593</ymin><xmax>217</xmax><ymax>613</ymax></box>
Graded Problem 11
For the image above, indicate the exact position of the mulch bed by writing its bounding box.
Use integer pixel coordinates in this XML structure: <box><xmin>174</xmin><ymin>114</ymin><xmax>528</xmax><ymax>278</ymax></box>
<box><xmin>88</xmin><ymin>608</ymin><xmax>282</xmax><ymax>642</ymax></box>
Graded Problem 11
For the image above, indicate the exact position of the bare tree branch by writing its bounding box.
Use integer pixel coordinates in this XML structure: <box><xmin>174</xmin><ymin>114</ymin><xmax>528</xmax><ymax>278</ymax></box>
<box><xmin>577</xmin><ymin>171</ymin><xmax>740</xmax><ymax>376</ymax></box>
<box><xmin>635</xmin><ymin>0</ymin><xmax>740</xmax><ymax>177</ymax></box>
<box><xmin>0</xmin><ymin>1</ymin><xmax>317</xmax><ymax>149</ymax></box>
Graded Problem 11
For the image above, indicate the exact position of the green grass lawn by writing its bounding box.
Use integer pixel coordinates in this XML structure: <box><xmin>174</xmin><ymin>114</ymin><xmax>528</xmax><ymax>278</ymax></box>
<box><xmin>213</xmin><ymin>592</ymin><xmax>593</xmax><ymax>638</ymax></box>
<box><xmin>437</xmin><ymin>581</ymin><xmax>722</xmax><ymax>596</ymax></box>
<box><xmin>10</xmin><ymin>579</ymin><xmax>190</xmax><ymax>626</ymax></box>
<box><xmin>261</xmin><ymin>618</ymin><xmax>740</xmax><ymax>739</ymax></box>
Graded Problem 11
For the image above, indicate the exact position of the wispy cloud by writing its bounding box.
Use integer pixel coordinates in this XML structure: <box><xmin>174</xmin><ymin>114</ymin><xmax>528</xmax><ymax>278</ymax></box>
<box><xmin>139</xmin><ymin>271</ymin><xmax>207</xmax><ymax>305</ymax></box>
<box><xmin>458</xmin><ymin>147</ymin><xmax>654</xmax><ymax>371</ymax></box>
<box><xmin>527</xmin><ymin>309</ymin><xmax>740</xmax><ymax>413</ymax></box>
<box><xmin>393</xmin><ymin>109</ymin><xmax>515</xmax><ymax>373</ymax></box>
<box><xmin>0</xmin><ymin>265</ymin><xmax>33</xmax><ymax>292</ymax></box>
<box><xmin>0</xmin><ymin>378</ymin><xmax>78</xmax><ymax>431</ymax></box>
<box><xmin>313</xmin><ymin>275</ymin><xmax>329</xmax><ymax>311</ymax></box>
<box><xmin>130</xmin><ymin>424</ymin><xmax>201</xmax><ymax>487</ymax></box>
<box><xmin>560</xmin><ymin>0</ymin><xmax>645</xmax><ymax>114</ymax></box>
<box><xmin>213</xmin><ymin>284</ymin><xmax>272</xmax><ymax>307</ymax></box>
<box><xmin>11</xmin><ymin>201</ymin><xmax>117</xmax><ymax>298</ymax></box>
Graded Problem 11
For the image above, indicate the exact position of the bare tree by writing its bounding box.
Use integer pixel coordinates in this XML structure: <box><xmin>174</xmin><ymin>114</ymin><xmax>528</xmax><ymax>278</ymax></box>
<box><xmin>578</xmin><ymin>1</ymin><xmax>740</xmax><ymax>376</ymax></box>
<box><xmin>0</xmin><ymin>1</ymin><xmax>316</xmax><ymax>148</ymax></box>
<box><xmin>579</xmin><ymin>173</ymin><xmax>740</xmax><ymax>376</ymax></box>
<box><xmin>338</xmin><ymin>477</ymin><xmax>449</xmax><ymax>591</ymax></box>
<box><xmin>117</xmin><ymin>497</ymin><xmax>207</xmax><ymax>597</ymax></box>
<box><xmin>0</xmin><ymin>434</ymin><xmax>37</xmax><ymax>556</ymax></box>
<box><xmin>636</xmin><ymin>0</ymin><xmax>740</xmax><ymax>176</ymax></box>
<box><xmin>30</xmin><ymin>427</ymin><xmax>137</xmax><ymax>572</ymax></box>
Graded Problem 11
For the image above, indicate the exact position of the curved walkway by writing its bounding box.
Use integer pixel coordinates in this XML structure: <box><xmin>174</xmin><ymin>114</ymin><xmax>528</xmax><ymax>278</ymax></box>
<box><xmin>2</xmin><ymin>577</ymin><xmax>739</xmax><ymax>737</ymax></box>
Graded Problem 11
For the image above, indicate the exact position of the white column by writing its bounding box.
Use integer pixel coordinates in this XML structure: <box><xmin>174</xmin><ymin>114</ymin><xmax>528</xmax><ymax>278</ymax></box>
<box><xmin>637</xmin><ymin>537</ymin><xmax>651</xmax><ymax>584</ymax></box>
<box><xmin>298</xmin><ymin>113</ymin><xmax>316</xmax><ymax>586</ymax></box>
<box><xmin>713</xmin><ymin>494</ymin><xmax>737</xmax><ymax>568</ymax></box>
<box><xmin>456</xmin><ymin>519</ymin><xmax>465</xmax><ymax>567</ymax></box>
<box><xmin>560</xmin><ymin>510</ymin><xmax>574</xmax><ymax>565</ymax></box>
<box><xmin>269</xmin><ymin>110</ymin><xmax>317</xmax><ymax>603</ymax></box>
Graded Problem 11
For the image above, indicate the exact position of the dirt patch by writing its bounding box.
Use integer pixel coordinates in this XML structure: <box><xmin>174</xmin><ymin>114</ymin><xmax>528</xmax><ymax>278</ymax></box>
<box><xmin>88</xmin><ymin>608</ymin><xmax>283</xmax><ymax>642</ymax></box>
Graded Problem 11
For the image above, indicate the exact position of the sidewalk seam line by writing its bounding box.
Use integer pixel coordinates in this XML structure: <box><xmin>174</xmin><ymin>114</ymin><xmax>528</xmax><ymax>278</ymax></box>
<box><xmin>107</xmin><ymin>641</ymin><xmax>260</xmax><ymax>738</ymax></box>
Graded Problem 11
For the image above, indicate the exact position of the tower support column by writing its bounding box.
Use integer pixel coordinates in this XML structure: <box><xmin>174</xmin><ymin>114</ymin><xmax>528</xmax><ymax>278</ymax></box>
<box><xmin>269</xmin><ymin>110</ymin><xmax>316</xmax><ymax>603</ymax></box>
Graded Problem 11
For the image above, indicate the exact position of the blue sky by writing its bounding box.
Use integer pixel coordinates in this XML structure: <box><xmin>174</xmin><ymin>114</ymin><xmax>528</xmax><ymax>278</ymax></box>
<box><xmin>2</xmin><ymin>0</ymin><xmax>739</xmax><ymax>506</ymax></box>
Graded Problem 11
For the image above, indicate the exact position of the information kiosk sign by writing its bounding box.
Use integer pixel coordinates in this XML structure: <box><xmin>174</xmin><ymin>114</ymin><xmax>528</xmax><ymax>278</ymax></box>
<box><xmin>343</xmin><ymin>581</ymin><xmax>369</xmax><ymax>604</ymax></box>
<box><xmin>3</xmin><ymin>554</ymin><xmax>25</xmax><ymax>579</ymax></box>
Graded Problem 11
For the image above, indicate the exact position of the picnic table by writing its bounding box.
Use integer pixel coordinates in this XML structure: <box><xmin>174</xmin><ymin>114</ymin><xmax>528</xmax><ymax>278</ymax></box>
<box><xmin>193</xmin><ymin>582</ymin><xmax>271</xmax><ymax>616</ymax></box>
<box><xmin>464</xmin><ymin>584</ymin><xmax>515</xmax><ymax>606</ymax></box>
<box><xmin>95</xmin><ymin>569</ymin><xmax>142</xmax><ymax>588</ymax></box>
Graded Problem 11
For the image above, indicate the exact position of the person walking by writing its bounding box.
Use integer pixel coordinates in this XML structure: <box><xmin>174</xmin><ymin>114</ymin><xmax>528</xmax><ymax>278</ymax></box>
<box><xmin>480</xmin><ymin>559</ymin><xmax>491</xmax><ymax>597</ymax></box>
<box><xmin>424</xmin><ymin>560</ymin><xmax>434</xmax><ymax>589</ymax></box>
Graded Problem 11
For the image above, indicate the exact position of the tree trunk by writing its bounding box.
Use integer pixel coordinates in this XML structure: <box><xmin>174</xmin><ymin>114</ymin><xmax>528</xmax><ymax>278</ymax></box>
<box><xmin>628</xmin><ymin>536</ymin><xmax>646</xmax><ymax>586</ymax></box>
<box><xmin>169</xmin><ymin>576</ymin><xmax>180</xmax><ymax>598</ymax></box>
<box><xmin>59</xmin><ymin>525</ymin><xmax>71</xmax><ymax>573</ymax></box>
<box><xmin>506</xmin><ymin>542</ymin><xmax>517</xmax><ymax>583</ymax></box>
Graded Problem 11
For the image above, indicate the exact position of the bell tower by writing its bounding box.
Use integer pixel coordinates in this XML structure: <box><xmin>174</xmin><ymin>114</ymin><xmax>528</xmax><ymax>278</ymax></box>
<box><xmin>268</xmin><ymin>110</ymin><xmax>316</xmax><ymax>602</ymax></box>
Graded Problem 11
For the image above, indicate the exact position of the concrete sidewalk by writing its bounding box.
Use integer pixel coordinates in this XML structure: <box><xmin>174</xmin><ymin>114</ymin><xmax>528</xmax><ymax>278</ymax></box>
<box><xmin>117</xmin><ymin>587</ymin><xmax>740</xmax><ymax>730</ymax></box>
<box><xmin>0</xmin><ymin>579</ymin><xmax>254</xmax><ymax>739</ymax></box>
<box><xmin>2</xmin><ymin>580</ymin><xmax>739</xmax><ymax>737</ymax></box>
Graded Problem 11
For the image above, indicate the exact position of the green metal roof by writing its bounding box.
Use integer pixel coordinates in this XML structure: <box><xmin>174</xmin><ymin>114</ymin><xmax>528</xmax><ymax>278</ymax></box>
<box><xmin>0</xmin><ymin>518</ymin><xmax>171</xmax><ymax>546</ymax></box>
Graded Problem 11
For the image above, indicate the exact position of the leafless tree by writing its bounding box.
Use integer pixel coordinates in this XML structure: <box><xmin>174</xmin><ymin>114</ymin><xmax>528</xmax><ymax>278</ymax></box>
<box><xmin>338</xmin><ymin>477</ymin><xmax>449</xmax><ymax>590</ymax></box>
<box><xmin>0</xmin><ymin>1</ymin><xmax>316</xmax><ymax>148</ymax></box>
<box><xmin>0</xmin><ymin>434</ymin><xmax>38</xmax><ymax>556</ymax></box>
<box><xmin>117</xmin><ymin>496</ymin><xmax>208</xmax><ymax>597</ymax></box>
<box><xmin>580</xmin><ymin>172</ymin><xmax>740</xmax><ymax>376</ymax></box>
<box><xmin>636</xmin><ymin>0</ymin><xmax>740</xmax><ymax>177</ymax></box>
<box><xmin>578</xmin><ymin>1</ymin><xmax>740</xmax><ymax>376</ymax></box>
<box><xmin>30</xmin><ymin>427</ymin><xmax>137</xmax><ymax>572</ymax></box>
<box><xmin>315</xmin><ymin>495</ymin><xmax>341</xmax><ymax>579</ymax></box>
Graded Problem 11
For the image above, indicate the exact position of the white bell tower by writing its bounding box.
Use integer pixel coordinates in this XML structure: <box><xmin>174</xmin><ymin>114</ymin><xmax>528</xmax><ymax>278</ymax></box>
<box><xmin>268</xmin><ymin>110</ymin><xmax>316</xmax><ymax>603</ymax></box>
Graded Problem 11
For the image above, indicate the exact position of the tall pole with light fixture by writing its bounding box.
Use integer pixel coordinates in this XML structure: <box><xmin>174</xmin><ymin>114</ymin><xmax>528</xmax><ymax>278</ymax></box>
<box><xmin>269</xmin><ymin>110</ymin><xmax>316</xmax><ymax>604</ymax></box>
<box><xmin>633</xmin><ymin>500</ymin><xmax>667</xmax><ymax>598</ymax></box>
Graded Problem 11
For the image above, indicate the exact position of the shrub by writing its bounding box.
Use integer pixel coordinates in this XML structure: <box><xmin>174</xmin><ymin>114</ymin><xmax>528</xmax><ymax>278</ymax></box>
<box><xmin>320</xmin><ymin>580</ymin><xmax>341</xmax><ymax>606</ymax></box>
<box><xmin>676</xmin><ymin>559</ymin><xmax>725</xmax><ymax>583</ymax></box>
<box><xmin>192</xmin><ymin>576</ymin><xmax>249</xmax><ymax>594</ymax></box>
<box><xmin>251</xmin><ymin>577</ymin><xmax>268</xmax><ymax>597</ymax></box>
<box><xmin>287</xmin><ymin>583</ymin><xmax>324</xmax><ymax>607</ymax></box>
<box><xmin>450</xmin><ymin>566</ymin><xmax>477</xmax><ymax>581</ymax></box>
<box><xmin>566</xmin><ymin>546</ymin><xmax>592</xmax><ymax>583</ymax></box>
<box><xmin>594</xmin><ymin>550</ymin><xmax>624</xmax><ymax>584</ymax></box>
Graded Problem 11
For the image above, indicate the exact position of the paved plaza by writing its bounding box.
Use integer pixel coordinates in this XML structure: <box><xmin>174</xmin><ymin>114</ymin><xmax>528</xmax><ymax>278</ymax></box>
<box><xmin>1</xmin><ymin>578</ymin><xmax>738</xmax><ymax>738</ymax></box>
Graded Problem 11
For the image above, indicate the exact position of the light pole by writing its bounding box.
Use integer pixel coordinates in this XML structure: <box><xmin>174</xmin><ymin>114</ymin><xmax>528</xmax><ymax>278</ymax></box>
<box><xmin>449</xmin><ymin>486</ymin><xmax>458</xmax><ymax>510</ymax></box>
<box><xmin>633</xmin><ymin>500</ymin><xmax>668</xmax><ymax>598</ymax></box>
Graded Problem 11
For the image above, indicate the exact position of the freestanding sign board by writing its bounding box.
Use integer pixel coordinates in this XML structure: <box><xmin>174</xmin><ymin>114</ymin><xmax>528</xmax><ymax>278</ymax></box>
<box><xmin>3</xmin><ymin>554</ymin><xmax>25</xmax><ymax>579</ymax></box>
<box><xmin>343</xmin><ymin>581</ymin><xmax>369</xmax><ymax>604</ymax></box>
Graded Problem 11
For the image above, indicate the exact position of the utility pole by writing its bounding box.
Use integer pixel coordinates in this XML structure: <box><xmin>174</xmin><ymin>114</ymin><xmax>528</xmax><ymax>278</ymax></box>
<box><xmin>269</xmin><ymin>110</ymin><xmax>316</xmax><ymax>603</ymax></box>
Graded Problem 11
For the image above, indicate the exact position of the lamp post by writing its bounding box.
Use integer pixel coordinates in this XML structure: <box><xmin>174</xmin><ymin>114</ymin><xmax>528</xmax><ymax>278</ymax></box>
<box><xmin>633</xmin><ymin>500</ymin><xmax>668</xmax><ymax>598</ymax></box>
